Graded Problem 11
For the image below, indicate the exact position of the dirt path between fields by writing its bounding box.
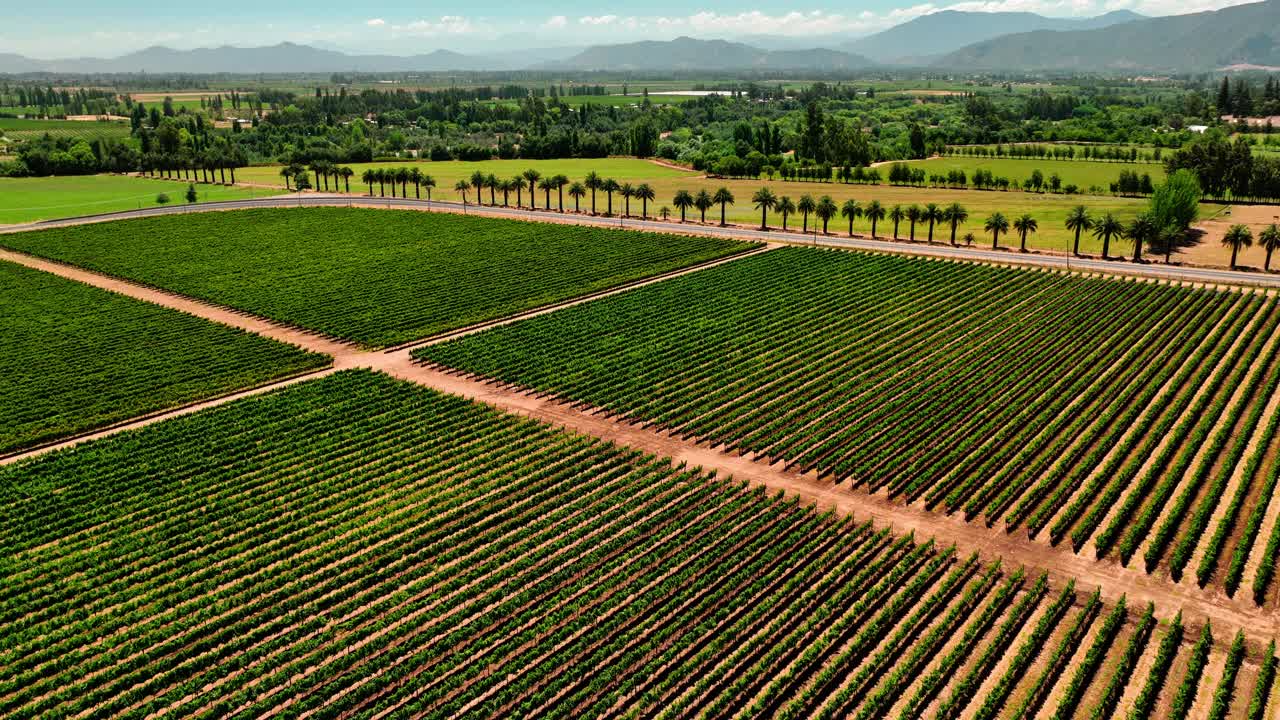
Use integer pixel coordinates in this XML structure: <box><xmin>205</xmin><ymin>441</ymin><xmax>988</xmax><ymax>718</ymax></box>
<box><xmin>4</xmin><ymin>244</ymin><xmax>1280</xmax><ymax>642</ymax></box>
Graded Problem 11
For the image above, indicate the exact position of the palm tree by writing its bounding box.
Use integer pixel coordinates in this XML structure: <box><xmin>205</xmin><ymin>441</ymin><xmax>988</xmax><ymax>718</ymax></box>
<box><xmin>713</xmin><ymin>187</ymin><xmax>735</xmax><ymax>226</ymax></box>
<box><xmin>841</xmin><ymin>199</ymin><xmax>861</xmax><ymax>236</ymax></box>
<box><xmin>340</xmin><ymin>166</ymin><xmax>354</xmax><ymax>194</ymax></box>
<box><xmin>815</xmin><ymin>196</ymin><xmax>838</xmax><ymax>235</ymax></box>
<box><xmin>553</xmin><ymin>174</ymin><xmax>570</xmax><ymax>212</ymax></box>
<box><xmin>905</xmin><ymin>204</ymin><xmax>922</xmax><ymax>242</ymax></box>
<box><xmin>798</xmin><ymin>194</ymin><xmax>816</xmax><ymax>233</ymax></box>
<box><xmin>620</xmin><ymin>183</ymin><xmax>635</xmax><ymax>217</ymax></box>
<box><xmin>387</xmin><ymin>168</ymin><xmax>397</xmax><ymax>198</ymax></box>
<box><xmin>942</xmin><ymin>202</ymin><xmax>967</xmax><ymax>246</ymax></box>
<box><xmin>568</xmin><ymin>182</ymin><xmax>587</xmax><ymax>213</ymax></box>
<box><xmin>280</xmin><ymin>165</ymin><xmax>295</xmax><ymax>190</ymax></box>
<box><xmin>407</xmin><ymin>168</ymin><xmax>423</xmax><ymax>198</ymax></box>
<box><xmin>397</xmin><ymin>168</ymin><xmax>411</xmax><ymax>199</ymax></box>
<box><xmin>1223</xmin><ymin>224</ymin><xmax>1254</xmax><ymax>271</ymax></box>
<box><xmin>777</xmin><ymin>196</ymin><xmax>796</xmax><ymax>231</ymax></box>
<box><xmin>752</xmin><ymin>187</ymin><xmax>777</xmax><ymax>230</ymax></box>
<box><xmin>422</xmin><ymin>174</ymin><xmax>436</xmax><ymax>201</ymax></box>
<box><xmin>985</xmin><ymin>212</ymin><xmax>1010</xmax><ymax>250</ymax></box>
<box><xmin>1125</xmin><ymin>214</ymin><xmax>1157</xmax><ymax>264</ymax></box>
<box><xmin>539</xmin><ymin>176</ymin><xmax>556</xmax><ymax>210</ymax></box>
<box><xmin>1013</xmin><ymin>213</ymin><xmax>1038</xmax><ymax>253</ymax></box>
<box><xmin>471</xmin><ymin>170</ymin><xmax>487</xmax><ymax>205</ymax></box>
<box><xmin>486</xmin><ymin>174</ymin><xmax>500</xmax><ymax>206</ymax></box>
<box><xmin>635</xmin><ymin>183</ymin><xmax>656</xmax><ymax>219</ymax></box>
<box><xmin>889</xmin><ymin>205</ymin><xmax>905</xmax><ymax>240</ymax></box>
<box><xmin>455</xmin><ymin>179</ymin><xmax>471</xmax><ymax>204</ymax></box>
<box><xmin>374</xmin><ymin>168</ymin><xmax>387</xmax><ymax>197</ymax></box>
<box><xmin>602</xmin><ymin>178</ymin><xmax>620</xmax><ymax>215</ymax></box>
<box><xmin>864</xmin><ymin>200</ymin><xmax>886</xmax><ymax>240</ymax></box>
<box><xmin>1065</xmin><ymin>205</ymin><xmax>1091</xmax><ymax>256</ymax></box>
<box><xmin>584</xmin><ymin>171</ymin><xmax>602</xmax><ymax>214</ymax></box>
<box><xmin>512</xmin><ymin>176</ymin><xmax>524</xmax><ymax>208</ymax></box>
<box><xmin>1260</xmin><ymin>224</ymin><xmax>1280</xmax><ymax>272</ymax></box>
<box><xmin>1092</xmin><ymin>213</ymin><xmax>1123</xmax><ymax>259</ymax></box>
<box><xmin>660</xmin><ymin>206</ymin><xmax>671</xmax><ymax>220</ymax></box>
<box><xmin>673</xmin><ymin>190</ymin><xmax>694</xmax><ymax>222</ymax></box>
<box><xmin>922</xmin><ymin>203</ymin><xmax>943</xmax><ymax>244</ymax></box>
<box><xmin>309</xmin><ymin>162</ymin><xmax>328</xmax><ymax>192</ymax></box>
<box><xmin>361</xmin><ymin>169</ymin><xmax>375</xmax><ymax>196</ymax></box>
<box><xmin>695</xmin><ymin>189</ymin><xmax>714</xmax><ymax>224</ymax></box>
<box><xmin>523</xmin><ymin>169</ymin><xmax>541</xmax><ymax>209</ymax></box>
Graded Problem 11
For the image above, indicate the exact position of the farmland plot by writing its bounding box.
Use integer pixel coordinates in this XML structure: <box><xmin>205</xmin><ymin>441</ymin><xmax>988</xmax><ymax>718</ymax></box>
<box><xmin>0</xmin><ymin>208</ymin><xmax>750</xmax><ymax>346</ymax></box>
<box><xmin>420</xmin><ymin>247</ymin><xmax>1280</xmax><ymax>603</ymax></box>
<box><xmin>2</xmin><ymin>369</ymin><xmax>1271</xmax><ymax>719</ymax></box>
<box><xmin>0</xmin><ymin>260</ymin><xmax>326</xmax><ymax>453</ymax></box>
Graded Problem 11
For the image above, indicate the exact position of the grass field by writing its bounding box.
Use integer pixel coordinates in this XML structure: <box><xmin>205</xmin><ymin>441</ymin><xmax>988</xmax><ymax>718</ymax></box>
<box><xmin>902</xmin><ymin>157</ymin><xmax>1168</xmax><ymax>192</ymax></box>
<box><xmin>0</xmin><ymin>117</ymin><xmax>132</xmax><ymax>142</ymax></box>
<box><xmin>0</xmin><ymin>260</ymin><xmax>327</xmax><ymax>453</ymax></box>
<box><xmin>0</xmin><ymin>207</ymin><xmax>750</xmax><ymax>346</ymax></box>
<box><xmin>0</xmin><ymin>175</ymin><xmax>282</xmax><ymax>224</ymax></box>
<box><xmin>235</xmin><ymin>156</ymin><xmax>696</xmax><ymax>190</ymax></box>
<box><xmin>422</xmin><ymin>247</ymin><xmax>1280</xmax><ymax>602</ymax></box>
<box><xmin>3</xmin><ymin>368</ymin><xmax>1269</xmax><ymax>718</ymax></box>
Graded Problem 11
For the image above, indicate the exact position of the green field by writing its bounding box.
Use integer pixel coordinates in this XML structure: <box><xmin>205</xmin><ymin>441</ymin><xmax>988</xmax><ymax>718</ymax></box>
<box><xmin>0</xmin><ymin>175</ymin><xmax>282</xmax><ymax>225</ymax></box>
<box><xmin>902</xmin><ymin>157</ymin><xmax>1168</xmax><ymax>192</ymax></box>
<box><xmin>0</xmin><ymin>260</ymin><xmax>327</xmax><ymax>453</ymax></box>
<box><xmin>0</xmin><ymin>117</ymin><xmax>132</xmax><ymax>142</ymax></box>
<box><xmin>236</xmin><ymin>156</ymin><xmax>696</xmax><ymax>191</ymax></box>
<box><xmin>5</xmin><ymin>369</ymin><xmax>1256</xmax><ymax>719</ymax></box>
<box><xmin>0</xmin><ymin>208</ymin><xmax>750</xmax><ymax>346</ymax></box>
<box><xmin>422</xmin><ymin>247</ymin><xmax>1280</xmax><ymax>600</ymax></box>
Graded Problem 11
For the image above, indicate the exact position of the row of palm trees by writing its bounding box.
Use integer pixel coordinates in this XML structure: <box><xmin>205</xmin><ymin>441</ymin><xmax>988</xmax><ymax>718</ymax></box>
<box><xmin>451</xmin><ymin>170</ymin><xmax>679</xmax><ymax>218</ymax></box>
<box><xmin>1223</xmin><ymin>223</ymin><xmax>1280</xmax><ymax>271</ymax></box>
<box><xmin>282</xmin><ymin>165</ymin><xmax>1280</xmax><ymax>270</ymax></box>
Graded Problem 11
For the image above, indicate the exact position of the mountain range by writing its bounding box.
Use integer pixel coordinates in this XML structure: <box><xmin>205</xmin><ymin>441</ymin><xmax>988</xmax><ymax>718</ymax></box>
<box><xmin>0</xmin><ymin>3</ymin><xmax>1277</xmax><ymax>75</ymax></box>
<box><xmin>840</xmin><ymin>9</ymin><xmax>1145</xmax><ymax>65</ymax></box>
<box><xmin>546</xmin><ymin>37</ymin><xmax>874</xmax><ymax>72</ymax></box>
<box><xmin>937</xmin><ymin>0</ymin><xmax>1280</xmax><ymax>71</ymax></box>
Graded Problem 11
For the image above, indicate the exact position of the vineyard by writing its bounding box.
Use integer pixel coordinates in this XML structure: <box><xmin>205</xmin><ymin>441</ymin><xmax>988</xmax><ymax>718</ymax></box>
<box><xmin>2</xmin><ymin>369</ymin><xmax>1274</xmax><ymax>719</ymax></box>
<box><xmin>0</xmin><ymin>207</ymin><xmax>750</xmax><ymax>346</ymax></box>
<box><xmin>421</xmin><ymin>247</ymin><xmax>1280</xmax><ymax>604</ymax></box>
<box><xmin>0</xmin><ymin>117</ymin><xmax>133</xmax><ymax>142</ymax></box>
<box><xmin>0</xmin><ymin>260</ymin><xmax>326</xmax><ymax>453</ymax></box>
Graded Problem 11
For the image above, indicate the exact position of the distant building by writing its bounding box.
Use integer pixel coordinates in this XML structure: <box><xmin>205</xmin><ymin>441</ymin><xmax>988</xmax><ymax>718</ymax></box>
<box><xmin>1220</xmin><ymin>115</ymin><xmax>1280</xmax><ymax>128</ymax></box>
<box><xmin>1187</xmin><ymin>125</ymin><xmax>1210</xmax><ymax>134</ymax></box>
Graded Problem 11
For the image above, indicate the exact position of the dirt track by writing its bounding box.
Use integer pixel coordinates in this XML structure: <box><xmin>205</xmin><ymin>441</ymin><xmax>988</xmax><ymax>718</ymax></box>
<box><xmin>3</xmin><ymin>242</ymin><xmax>1278</xmax><ymax>642</ymax></box>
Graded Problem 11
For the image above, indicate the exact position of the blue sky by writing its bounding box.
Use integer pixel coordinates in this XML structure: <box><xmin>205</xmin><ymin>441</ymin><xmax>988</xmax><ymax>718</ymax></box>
<box><xmin>3</xmin><ymin>0</ymin><xmax>1256</xmax><ymax>58</ymax></box>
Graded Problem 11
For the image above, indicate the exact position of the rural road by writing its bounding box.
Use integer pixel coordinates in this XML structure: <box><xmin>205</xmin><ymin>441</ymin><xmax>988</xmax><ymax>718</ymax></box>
<box><xmin>4</xmin><ymin>193</ymin><xmax>1280</xmax><ymax>289</ymax></box>
<box><xmin>2</xmin><ymin>228</ymin><xmax>1277</xmax><ymax>642</ymax></box>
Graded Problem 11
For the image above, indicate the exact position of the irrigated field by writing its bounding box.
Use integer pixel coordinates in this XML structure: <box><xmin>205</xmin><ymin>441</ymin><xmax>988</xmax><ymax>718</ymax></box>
<box><xmin>0</xmin><ymin>174</ymin><xmax>280</xmax><ymax>224</ymax></box>
<box><xmin>0</xmin><ymin>260</ymin><xmax>326</xmax><ymax>453</ymax></box>
<box><xmin>421</xmin><ymin>247</ymin><xmax>1280</xmax><ymax>603</ymax></box>
<box><xmin>0</xmin><ymin>116</ymin><xmax>132</xmax><ymax>142</ymax></box>
<box><xmin>3</xmin><ymin>369</ymin><xmax>1273</xmax><ymax>719</ymax></box>
<box><xmin>900</xmin><ymin>156</ymin><xmax>1168</xmax><ymax>192</ymax></box>
<box><xmin>0</xmin><ymin>208</ymin><xmax>750</xmax><ymax>346</ymax></box>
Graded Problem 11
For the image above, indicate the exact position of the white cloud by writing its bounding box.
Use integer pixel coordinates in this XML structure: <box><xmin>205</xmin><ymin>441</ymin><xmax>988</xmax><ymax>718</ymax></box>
<box><xmin>543</xmin><ymin>15</ymin><xmax>568</xmax><ymax>29</ymax></box>
<box><xmin>579</xmin><ymin>15</ymin><xmax>619</xmax><ymax>26</ymax></box>
<box><xmin>391</xmin><ymin>16</ymin><xmax>476</xmax><ymax>36</ymax></box>
<box><xmin>365</xmin><ymin>18</ymin><xmax>386</xmax><ymax>27</ymax></box>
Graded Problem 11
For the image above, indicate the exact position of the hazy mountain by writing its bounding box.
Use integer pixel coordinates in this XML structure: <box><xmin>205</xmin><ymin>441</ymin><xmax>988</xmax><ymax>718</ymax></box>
<box><xmin>937</xmin><ymin>0</ymin><xmax>1280</xmax><ymax>71</ymax></box>
<box><xmin>843</xmin><ymin>9</ymin><xmax>1145</xmax><ymax>64</ymax></box>
<box><xmin>550</xmin><ymin>37</ymin><xmax>875</xmax><ymax>72</ymax></box>
<box><xmin>0</xmin><ymin>42</ymin><xmax>504</xmax><ymax>74</ymax></box>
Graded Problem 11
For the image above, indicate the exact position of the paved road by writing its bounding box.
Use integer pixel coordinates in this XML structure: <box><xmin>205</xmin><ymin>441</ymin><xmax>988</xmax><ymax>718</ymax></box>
<box><xmin>5</xmin><ymin>193</ymin><xmax>1279</xmax><ymax>289</ymax></box>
